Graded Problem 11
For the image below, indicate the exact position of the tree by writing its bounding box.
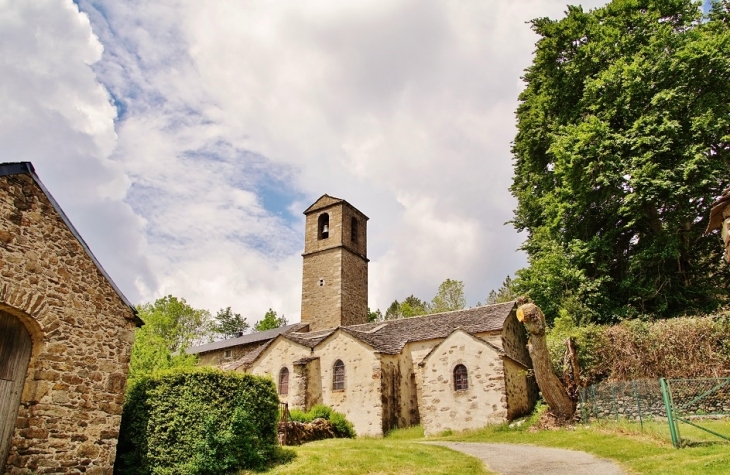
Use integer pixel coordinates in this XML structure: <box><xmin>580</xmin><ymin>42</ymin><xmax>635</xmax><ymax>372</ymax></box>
<box><xmin>486</xmin><ymin>275</ymin><xmax>518</xmax><ymax>305</ymax></box>
<box><xmin>384</xmin><ymin>295</ymin><xmax>429</xmax><ymax>320</ymax></box>
<box><xmin>253</xmin><ymin>308</ymin><xmax>288</xmax><ymax>332</ymax></box>
<box><xmin>430</xmin><ymin>279</ymin><xmax>467</xmax><ymax>313</ymax></box>
<box><xmin>128</xmin><ymin>295</ymin><xmax>211</xmax><ymax>382</ymax></box>
<box><xmin>511</xmin><ymin>0</ymin><xmax>730</xmax><ymax>323</ymax></box>
<box><xmin>213</xmin><ymin>307</ymin><xmax>249</xmax><ymax>339</ymax></box>
<box><xmin>367</xmin><ymin>308</ymin><xmax>383</xmax><ymax>322</ymax></box>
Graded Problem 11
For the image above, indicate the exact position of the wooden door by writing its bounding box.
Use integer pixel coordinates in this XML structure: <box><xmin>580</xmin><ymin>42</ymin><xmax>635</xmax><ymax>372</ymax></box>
<box><xmin>0</xmin><ymin>311</ymin><xmax>32</xmax><ymax>473</ymax></box>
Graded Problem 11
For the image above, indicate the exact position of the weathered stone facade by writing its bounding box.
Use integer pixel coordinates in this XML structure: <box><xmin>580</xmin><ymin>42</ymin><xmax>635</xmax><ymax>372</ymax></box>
<box><xmin>301</xmin><ymin>195</ymin><xmax>368</xmax><ymax>331</ymax></box>
<box><xmin>224</xmin><ymin>303</ymin><xmax>537</xmax><ymax>437</ymax></box>
<box><xmin>191</xmin><ymin>194</ymin><xmax>537</xmax><ymax>438</ymax></box>
<box><xmin>0</xmin><ymin>163</ymin><xmax>139</xmax><ymax>474</ymax></box>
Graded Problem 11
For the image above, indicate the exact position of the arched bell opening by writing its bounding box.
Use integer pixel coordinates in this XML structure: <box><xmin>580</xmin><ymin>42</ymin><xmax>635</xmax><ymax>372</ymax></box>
<box><xmin>318</xmin><ymin>213</ymin><xmax>330</xmax><ymax>240</ymax></box>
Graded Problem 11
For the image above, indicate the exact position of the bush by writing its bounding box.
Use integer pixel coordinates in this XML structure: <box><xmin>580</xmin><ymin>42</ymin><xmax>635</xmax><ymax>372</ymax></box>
<box><xmin>287</xmin><ymin>404</ymin><xmax>355</xmax><ymax>438</ymax></box>
<box><xmin>115</xmin><ymin>367</ymin><xmax>279</xmax><ymax>475</ymax></box>
<box><xmin>547</xmin><ymin>312</ymin><xmax>730</xmax><ymax>384</ymax></box>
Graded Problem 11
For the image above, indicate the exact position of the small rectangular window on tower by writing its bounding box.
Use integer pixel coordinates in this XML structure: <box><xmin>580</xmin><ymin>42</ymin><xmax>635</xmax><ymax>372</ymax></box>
<box><xmin>351</xmin><ymin>217</ymin><xmax>358</xmax><ymax>243</ymax></box>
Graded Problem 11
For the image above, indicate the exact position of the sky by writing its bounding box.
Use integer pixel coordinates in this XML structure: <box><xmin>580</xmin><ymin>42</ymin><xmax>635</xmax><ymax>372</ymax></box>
<box><xmin>4</xmin><ymin>0</ymin><xmax>704</xmax><ymax>325</ymax></box>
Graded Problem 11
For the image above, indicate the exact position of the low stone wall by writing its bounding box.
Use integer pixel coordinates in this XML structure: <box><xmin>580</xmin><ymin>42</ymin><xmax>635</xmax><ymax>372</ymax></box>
<box><xmin>277</xmin><ymin>419</ymin><xmax>339</xmax><ymax>446</ymax></box>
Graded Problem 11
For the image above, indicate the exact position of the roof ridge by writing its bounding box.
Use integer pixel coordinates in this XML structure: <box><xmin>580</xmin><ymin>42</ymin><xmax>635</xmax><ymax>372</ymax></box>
<box><xmin>345</xmin><ymin>301</ymin><xmax>516</xmax><ymax>329</ymax></box>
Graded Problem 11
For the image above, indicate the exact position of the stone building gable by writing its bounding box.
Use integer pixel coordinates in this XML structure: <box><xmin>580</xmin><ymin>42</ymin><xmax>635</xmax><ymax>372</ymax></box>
<box><xmin>417</xmin><ymin>329</ymin><xmax>510</xmax><ymax>436</ymax></box>
<box><xmin>0</xmin><ymin>162</ymin><xmax>138</xmax><ymax>474</ymax></box>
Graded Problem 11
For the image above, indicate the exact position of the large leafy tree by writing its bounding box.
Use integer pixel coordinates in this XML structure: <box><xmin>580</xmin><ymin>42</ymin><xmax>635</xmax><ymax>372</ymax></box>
<box><xmin>512</xmin><ymin>0</ymin><xmax>730</xmax><ymax>323</ymax></box>
<box><xmin>430</xmin><ymin>278</ymin><xmax>467</xmax><ymax>313</ymax></box>
<box><xmin>129</xmin><ymin>295</ymin><xmax>213</xmax><ymax>382</ymax></box>
<box><xmin>213</xmin><ymin>307</ymin><xmax>249</xmax><ymax>339</ymax></box>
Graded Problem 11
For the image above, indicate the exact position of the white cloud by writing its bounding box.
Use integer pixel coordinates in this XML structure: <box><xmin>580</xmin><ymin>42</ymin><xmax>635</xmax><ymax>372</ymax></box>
<box><xmin>4</xmin><ymin>0</ymin><xmax>609</xmax><ymax>325</ymax></box>
<box><xmin>0</xmin><ymin>0</ymin><xmax>155</xmax><ymax>302</ymax></box>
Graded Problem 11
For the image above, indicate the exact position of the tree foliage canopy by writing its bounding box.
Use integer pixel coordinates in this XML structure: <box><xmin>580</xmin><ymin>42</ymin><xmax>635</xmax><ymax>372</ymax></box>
<box><xmin>129</xmin><ymin>295</ymin><xmax>212</xmax><ymax>383</ymax></box>
<box><xmin>512</xmin><ymin>0</ymin><xmax>730</xmax><ymax>323</ymax></box>
<box><xmin>253</xmin><ymin>308</ymin><xmax>288</xmax><ymax>332</ymax></box>
<box><xmin>213</xmin><ymin>307</ymin><xmax>249</xmax><ymax>339</ymax></box>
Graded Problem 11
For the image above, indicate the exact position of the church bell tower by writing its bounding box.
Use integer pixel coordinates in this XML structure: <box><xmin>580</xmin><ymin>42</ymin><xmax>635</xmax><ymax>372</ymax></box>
<box><xmin>301</xmin><ymin>194</ymin><xmax>369</xmax><ymax>331</ymax></box>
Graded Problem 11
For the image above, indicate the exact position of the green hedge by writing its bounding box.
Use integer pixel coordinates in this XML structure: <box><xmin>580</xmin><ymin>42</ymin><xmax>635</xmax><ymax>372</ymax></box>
<box><xmin>288</xmin><ymin>404</ymin><xmax>356</xmax><ymax>438</ymax></box>
<box><xmin>115</xmin><ymin>367</ymin><xmax>279</xmax><ymax>475</ymax></box>
<box><xmin>548</xmin><ymin>312</ymin><xmax>730</xmax><ymax>384</ymax></box>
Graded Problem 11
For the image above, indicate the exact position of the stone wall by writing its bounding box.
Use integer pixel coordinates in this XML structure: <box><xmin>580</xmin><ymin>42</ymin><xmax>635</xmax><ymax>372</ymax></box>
<box><xmin>500</xmin><ymin>310</ymin><xmax>531</xmax><ymax>367</ymax></box>
<box><xmin>502</xmin><ymin>358</ymin><xmax>536</xmax><ymax>420</ymax></box>
<box><xmin>317</xmin><ymin>332</ymin><xmax>382</xmax><ymax>437</ymax></box>
<box><xmin>0</xmin><ymin>173</ymin><xmax>137</xmax><ymax>474</ymax></box>
<box><xmin>248</xmin><ymin>337</ymin><xmax>311</xmax><ymax>406</ymax></box>
<box><xmin>301</xmin><ymin>248</ymin><xmax>343</xmax><ymax>331</ymax></box>
<box><xmin>197</xmin><ymin>340</ymin><xmax>268</xmax><ymax>367</ymax></box>
<box><xmin>419</xmin><ymin>330</ymin><xmax>508</xmax><ymax>436</ymax></box>
<box><xmin>339</xmin><ymin>250</ymin><xmax>367</xmax><ymax>327</ymax></box>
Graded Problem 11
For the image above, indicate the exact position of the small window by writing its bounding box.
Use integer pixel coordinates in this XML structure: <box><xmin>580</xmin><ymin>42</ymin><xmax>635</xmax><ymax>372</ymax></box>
<box><xmin>351</xmin><ymin>217</ymin><xmax>358</xmax><ymax>243</ymax></box>
<box><xmin>333</xmin><ymin>359</ymin><xmax>345</xmax><ymax>390</ymax></box>
<box><xmin>318</xmin><ymin>213</ymin><xmax>330</xmax><ymax>239</ymax></box>
<box><xmin>319</xmin><ymin>278</ymin><xmax>325</xmax><ymax>287</ymax></box>
<box><xmin>454</xmin><ymin>364</ymin><xmax>468</xmax><ymax>391</ymax></box>
<box><xmin>279</xmin><ymin>367</ymin><xmax>289</xmax><ymax>396</ymax></box>
<box><xmin>224</xmin><ymin>350</ymin><xmax>232</xmax><ymax>358</ymax></box>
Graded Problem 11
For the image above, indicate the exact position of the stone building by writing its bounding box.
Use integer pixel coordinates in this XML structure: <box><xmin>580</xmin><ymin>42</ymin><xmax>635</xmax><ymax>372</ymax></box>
<box><xmin>190</xmin><ymin>194</ymin><xmax>537</xmax><ymax>436</ymax></box>
<box><xmin>0</xmin><ymin>162</ymin><xmax>140</xmax><ymax>474</ymax></box>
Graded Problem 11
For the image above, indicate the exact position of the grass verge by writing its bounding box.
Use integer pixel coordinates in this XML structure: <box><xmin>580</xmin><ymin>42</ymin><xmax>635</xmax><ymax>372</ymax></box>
<box><xmin>248</xmin><ymin>435</ymin><xmax>491</xmax><ymax>475</ymax></box>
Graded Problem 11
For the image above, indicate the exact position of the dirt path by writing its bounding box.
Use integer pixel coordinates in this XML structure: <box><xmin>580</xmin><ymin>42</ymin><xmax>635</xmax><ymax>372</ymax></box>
<box><xmin>426</xmin><ymin>442</ymin><xmax>626</xmax><ymax>475</ymax></box>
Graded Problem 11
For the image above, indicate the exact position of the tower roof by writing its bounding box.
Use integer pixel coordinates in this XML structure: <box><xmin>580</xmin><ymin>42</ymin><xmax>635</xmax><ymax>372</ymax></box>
<box><xmin>303</xmin><ymin>194</ymin><xmax>369</xmax><ymax>219</ymax></box>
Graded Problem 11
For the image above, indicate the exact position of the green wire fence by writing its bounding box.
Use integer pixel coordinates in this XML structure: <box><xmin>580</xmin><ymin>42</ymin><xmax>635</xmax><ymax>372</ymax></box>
<box><xmin>580</xmin><ymin>377</ymin><xmax>730</xmax><ymax>447</ymax></box>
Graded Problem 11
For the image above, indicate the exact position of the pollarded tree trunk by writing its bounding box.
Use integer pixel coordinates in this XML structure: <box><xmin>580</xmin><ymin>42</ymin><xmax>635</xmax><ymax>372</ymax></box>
<box><xmin>517</xmin><ymin>302</ymin><xmax>575</xmax><ymax>420</ymax></box>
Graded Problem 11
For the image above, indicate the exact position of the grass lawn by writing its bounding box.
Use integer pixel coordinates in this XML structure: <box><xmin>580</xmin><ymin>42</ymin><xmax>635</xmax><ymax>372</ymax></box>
<box><xmin>255</xmin><ymin>437</ymin><xmax>491</xmax><ymax>475</ymax></box>
<box><xmin>439</xmin><ymin>417</ymin><xmax>730</xmax><ymax>475</ymax></box>
<box><xmin>252</xmin><ymin>415</ymin><xmax>729</xmax><ymax>474</ymax></box>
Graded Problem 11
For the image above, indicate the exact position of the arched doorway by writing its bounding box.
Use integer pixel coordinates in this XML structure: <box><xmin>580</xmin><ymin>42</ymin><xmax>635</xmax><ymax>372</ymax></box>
<box><xmin>0</xmin><ymin>310</ymin><xmax>32</xmax><ymax>473</ymax></box>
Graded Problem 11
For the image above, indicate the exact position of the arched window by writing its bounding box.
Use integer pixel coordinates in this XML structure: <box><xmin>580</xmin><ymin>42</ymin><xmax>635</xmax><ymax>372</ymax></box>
<box><xmin>318</xmin><ymin>213</ymin><xmax>330</xmax><ymax>240</ymax></box>
<box><xmin>278</xmin><ymin>367</ymin><xmax>289</xmax><ymax>396</ymax></box>
<box><xmin>454</xmin><ymin>364</ymin><xmax>468</xmax><ymax>391</ymax></box>
<box><xmin>350</xmin><ymin>217</ymin><xmax>358</xmax><ymax>243</ymax></box>
<box><xmin>333</xmin><ymin>359</ymin><xmax>345</xmax><ymax>390</ymax></box>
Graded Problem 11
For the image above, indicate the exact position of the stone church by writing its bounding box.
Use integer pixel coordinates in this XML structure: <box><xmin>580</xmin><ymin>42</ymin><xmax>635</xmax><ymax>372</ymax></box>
<box><xmin>189</xmin><ymin>195</ymin><xmax>538</xmax><ymax>436</ymax></box>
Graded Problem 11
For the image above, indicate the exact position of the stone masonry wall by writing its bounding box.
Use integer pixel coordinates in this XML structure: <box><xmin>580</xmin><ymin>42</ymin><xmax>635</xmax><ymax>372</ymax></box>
<box><xmin>196</xmin><ymin>340</ymin><xmax>267</xmax><ymax>367</ymax></box>
<box><xmin>0</xmin><ymin>174</ymin><xmax>137</xmax><ymax>474</ymax></box>
<box><xmin>301</xmin><ymin>249</ymin><xmax>342</xmax><ymax>331</ymax></box>
<box><xmin>316</xmin><ymin>332</ymin><xmax>382</xmax><ymax>437</ymax></box>
<box><xmin>419</xmin><ymin>331</ymin><xmax>508</xmax><ymax>437</ymax></box>
<box><xmin>339</xmin><ymin>250</ymin><xmax>367</xmax><ymax>327</ymax></box>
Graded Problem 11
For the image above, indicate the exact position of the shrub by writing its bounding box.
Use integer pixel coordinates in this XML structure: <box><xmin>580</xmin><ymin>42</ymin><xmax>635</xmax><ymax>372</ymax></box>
<box><xmin>547</xmin><ymin>312</ymin><xmax>730</xmax><ymax>384</ymax></box>
<box><xmin>287</xmin><ymin>404</ymin><xmax>355</xmax><ymax>438</ymax></box>
<box><xmin>115</xmin><ymin>367</ymin><xmax>279</xmax><ymax>475</ymax></box>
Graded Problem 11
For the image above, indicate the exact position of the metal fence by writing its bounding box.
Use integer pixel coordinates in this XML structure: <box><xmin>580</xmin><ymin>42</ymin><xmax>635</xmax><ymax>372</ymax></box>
<box><xmin>580</xmin><ymin>378</ymin><xmax>730</xmax><ymax>447</ymax></box>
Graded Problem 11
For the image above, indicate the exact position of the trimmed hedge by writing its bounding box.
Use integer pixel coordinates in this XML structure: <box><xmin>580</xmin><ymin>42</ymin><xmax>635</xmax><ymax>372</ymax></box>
<box><xmin>548</xmin><ymin>312</ymin><xmax>730</xmax><ymax>384</ymax></box>
<box><xmin>288</xmin><ymin>404</ymin><xmax>356</xmax><ymax>438</ymax></box>
<box><xmin>114</xmin><ymin>367</ymin><xmax>279</xmax><ymax>475</ymax></box>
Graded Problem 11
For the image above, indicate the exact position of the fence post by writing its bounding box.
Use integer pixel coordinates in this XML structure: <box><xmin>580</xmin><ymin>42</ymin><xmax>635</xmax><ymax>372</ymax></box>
<box><xmin>633</xmin><ymin>380</ymin><xmax>644</xmax><ymax>431</ymax></box>
<box><xmin>611</xmin><ymin>382</ymin><xmax>618</xmax><ymax>422</ymax></box>
<box><xmin>660</xmin><ymin>378</ymin><xmax>680</xmax><ymax>448</ymax></box>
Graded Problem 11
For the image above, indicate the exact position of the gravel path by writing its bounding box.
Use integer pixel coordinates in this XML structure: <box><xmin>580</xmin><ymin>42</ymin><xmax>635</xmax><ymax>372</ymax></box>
<box><xmin>426</xmin><ymin>442</ymin><xmax>626</xmax><ymax>475</ymax></box>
